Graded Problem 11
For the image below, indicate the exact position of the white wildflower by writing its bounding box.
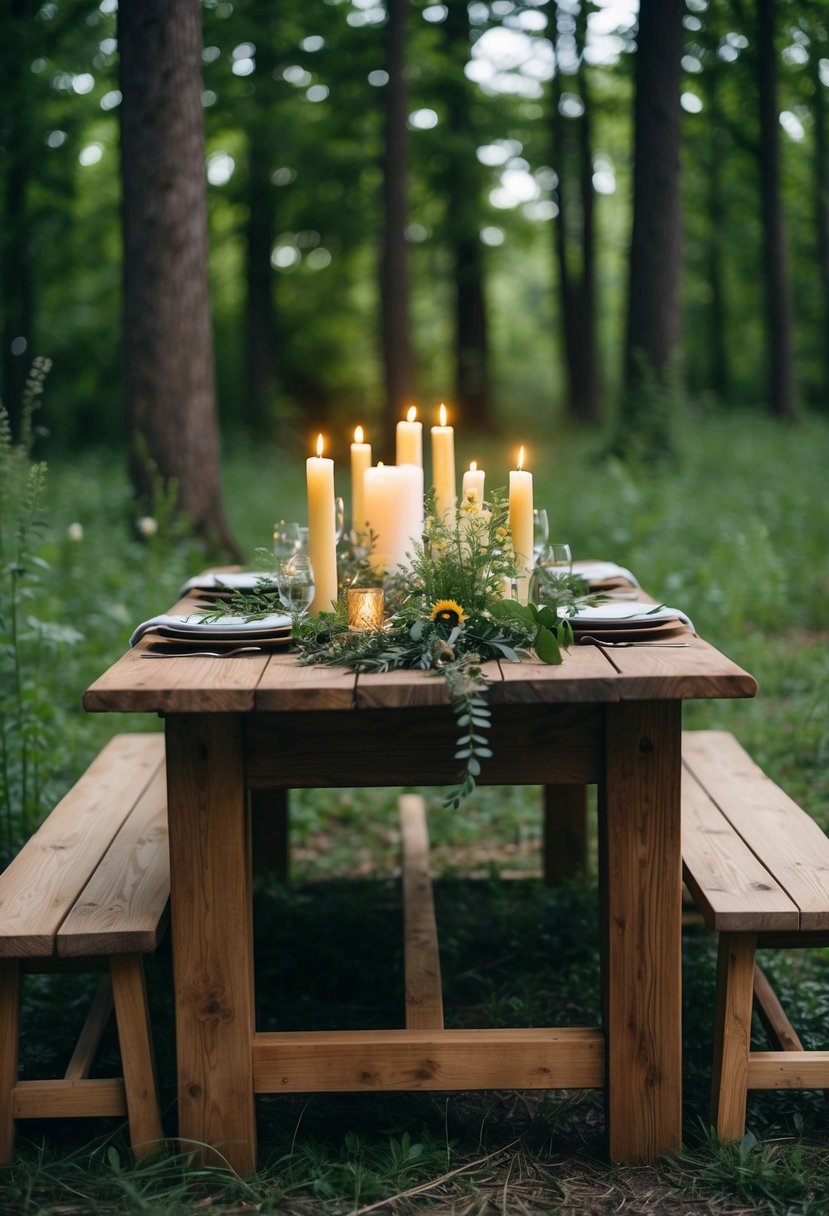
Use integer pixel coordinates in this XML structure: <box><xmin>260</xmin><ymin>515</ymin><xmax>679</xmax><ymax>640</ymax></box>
<box><xmin>137</xmin><ymin>516</ymin><xmax>158</xmax><ymax>537</ymax></box>
<box><xmin>67</xmin><ymin>522</ymin><xmax>84</xmax><ymax>542</ymax></box>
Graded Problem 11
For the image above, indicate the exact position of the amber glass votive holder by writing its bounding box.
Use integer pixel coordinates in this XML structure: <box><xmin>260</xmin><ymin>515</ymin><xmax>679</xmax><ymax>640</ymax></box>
<box><xmin>347</xmin><ymin>587</ymin><xmax>385</xmax><ymax>631</ymax></box>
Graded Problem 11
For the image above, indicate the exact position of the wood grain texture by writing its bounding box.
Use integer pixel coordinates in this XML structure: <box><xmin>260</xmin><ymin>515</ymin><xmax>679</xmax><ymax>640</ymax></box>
<box><xmin>57</xmin><ymin>766</ymin><xmax>169</xmax><ymax>956</ymax></box>
<box><xmin>252</xmin><ymin>1027</ymin><xmax>605</xmax><ymax>1092</ymax></box>
<box><xmin>0</xmin><ymin>735</ymin><xmax>165</xmax><ymax>957</ymax></box>
<box><xmin>110</xmin><ymin>955</ymin><xmax>164</xmax><ymax>1155</ymax></box>
<box><xmin>166</xmin><ymin>714</ymin><xmax>256</xmax><ymax>1173</ymax></box>
<box><xmin>12</xmin><ymin>1078</ymin><xmax>127</xmax><ymax>1119</ymax></box>
<box><xmin>543</xmin><ymin>785</ymin><xmax>588</xmax><ymax>884</ymax></box>
<box><xmin>747</xmin><ymin>1052</ymin><xmax>829</xmax><ymax>1088</ymax></box>
<box><xmin>710</xmin><ymin>932</ymin><xmax>755</xmax><ymax>1141</ymax></box>
<box><xmin>753</xmin><ymin>964</ymin><xmax>803</xmax><ymax>1052</ymax></box>
<box><xmin>399</xmin><ymin>796</ymin><xmax>444</xmax><ymax>1030</ymax></box>
<box><xmin>0</xmin><ymin>960</ymin><xmax>20</xmax><ymax>1161</ymax></box>
<box><xmin>84</xmin><ymin>644</ymin><xmax>262</xmax><ymax>714</ymax></box>
<box><xmin>681</xmin><ymin>760</ymin><xmax>798</xmax><ymax>933</ymax></box>
<box><xmin>84</xmin><ymin>631</ymin><xmax>757</xmax><ymax>716</ymax></box>
<box><xmin>682</xmin><ymin>731</ymin><xmax>829</xmax><ymax>929</ymax></box>
<box><xmin>64</xmin><ymin>976</ymin><xmax>113</xmax><ymax>1080</ymax></box>
<box><xmin>255</xmin><ymin>654</ymin><xmax>356</xmax><ymax>711</ymax></box>
<box><xmin>601</xmin><ymin>700</ymin><xmax>683</xmax><ymax>1163</ymax></box>
<box><xmin>244</xmin><ymin>705</ymin><xmax>603</xmax><ymax>789</ymax></box>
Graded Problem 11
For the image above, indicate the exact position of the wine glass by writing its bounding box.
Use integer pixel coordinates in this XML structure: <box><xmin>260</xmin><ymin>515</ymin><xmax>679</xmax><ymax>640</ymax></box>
<box><xmin>273</xmin><ymin>520</ymin><xmax>302</xmax><ymax>568</ymax></box>
<box><xmin>334</xmin><ymin>497</ymin><xmax>345</xmax><ymax>544</ymax></box>
<box><xmin>533</xmin><ymin>508</ymin><xmax>549</xmax><ymax>562</ymax></box>
<box><xmin>532</xmin><ymin>543</ymin><xmax>572</xmax><ymax>603</ymax></box>
<box><xmin>541</xmin><ymin>542</ymin><xmax>572</xmax><ymax>574</ymax></box>
<box><xmin>277</xmin><ymin>553</ymin><xmax>315</xmax><ymax>616</ymax></box>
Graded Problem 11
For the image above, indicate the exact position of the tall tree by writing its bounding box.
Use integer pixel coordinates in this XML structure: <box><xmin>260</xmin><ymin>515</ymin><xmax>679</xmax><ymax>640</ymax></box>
<box><xmin>118</xmin><ymin>0</ymin><xmax>240</xmax><ymax>555</ymax></box>
<box><xmin>0</xmin><ymin>0</ymin><xmax>36</xmax><ymax>436</ymax></box>
<box><xmin>756</xmin><ymin>0</ymin><xmax>796</xmax><ymax>419</ymax></box>
<box><xmin>550</xmin><ymin>0</ymin><xmax>602</xmax><ymax>425</ymax></box>
<box><xmin>379</xmin><ymin>0</ymin><xmax>415</xmax><ymax>459</ymax></box>
<box><xmin>242</xmin><ymin>0</ymin><xmax>279</xmax><ymax>437</ymax></box>
<box><xmin>438</xmin><ymin>1</ymin><xmax>493</xmax><ymax>431</ymax></box>
<box><xmin>620</xmin><ymin>0</ymin><xmax>684</xmax><ymax>454</ymax></box>
<box><xmin>805</xmin><ymin>11</ymin><xmax>829</xmax><ymax>405</ymax></box>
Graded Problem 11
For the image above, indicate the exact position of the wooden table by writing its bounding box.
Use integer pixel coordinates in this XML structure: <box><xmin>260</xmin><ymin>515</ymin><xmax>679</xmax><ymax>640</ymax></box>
<box><xmin>84</xmin><ymin>596</ymin><xmax>756</xmax><ymax>1173</ymax></box>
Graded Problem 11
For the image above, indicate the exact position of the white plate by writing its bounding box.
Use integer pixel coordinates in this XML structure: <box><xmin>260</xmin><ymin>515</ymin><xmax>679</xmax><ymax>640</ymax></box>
<box><xmin>561</xmin><ymin>601</ymin><xmax>690</xmax><ymax>628</ymax></box>
<box><xmin>130</xmin><ymin>612</ymin><xmax>291</xmax><ymax>646</ymax></box>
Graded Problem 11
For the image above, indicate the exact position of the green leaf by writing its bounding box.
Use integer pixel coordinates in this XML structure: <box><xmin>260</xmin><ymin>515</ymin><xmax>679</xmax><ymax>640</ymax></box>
<box><xmin>536</xmin><ymin>604</ymin><xmax>558</xmax><ymax>630</ymax></box>
<box><xmin>534</xmin><ymin>625</ymin><xmax>563</xmax><ymax>665</ymax></box>
<box><xmin>491</xmin><ymin>599</ymin><xmax>534</xmax><ymax>627</ymax></box>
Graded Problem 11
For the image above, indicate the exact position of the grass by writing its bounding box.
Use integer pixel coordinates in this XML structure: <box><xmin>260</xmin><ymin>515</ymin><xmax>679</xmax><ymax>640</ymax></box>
<box><xmin>1</xmin><ymin>404</ymin><xmax>828</xmax><ymax>1212</ymax></box>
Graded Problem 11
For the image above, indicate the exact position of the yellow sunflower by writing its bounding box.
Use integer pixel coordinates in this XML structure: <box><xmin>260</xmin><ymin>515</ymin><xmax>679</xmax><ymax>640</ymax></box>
<box><xmin>429</xmin><ymin>598</ymin><xmax>468</xmax><ymax>626</ymax></box>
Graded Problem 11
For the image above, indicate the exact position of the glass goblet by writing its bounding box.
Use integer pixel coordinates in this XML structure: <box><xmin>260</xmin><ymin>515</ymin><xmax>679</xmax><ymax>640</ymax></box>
<box><xmin>277</xmin><ymin>553</ymin><xmax>315</xmax><ymax>616</ymax></box>
<box><xmin>273</xmin><ymin>521</ymin><xmax>302</xmax><ymax>568</ymax></box>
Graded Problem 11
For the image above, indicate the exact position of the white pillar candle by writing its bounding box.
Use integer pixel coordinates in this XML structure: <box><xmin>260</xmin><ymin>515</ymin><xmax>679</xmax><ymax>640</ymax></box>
<box><xmin>363</xmin><ymin>462</ymin><xmax>424</xmax><ymax>574</ymax></box>
<box><xmin>430</xmin><ymin>403</ymin><xmax>456</xmax><ymax>523</ymax></box>
<box><xmin>462</xmin><ymin>460</ymin><xmax>485</xmax><ymax>508</ymax></box>
<box><xmin>508</xmin><ymin>445</ymin><xmax>533</xmax><ymax>605</ymax></box>
<box><xmin>306</xmin><ymin>434</ymin><xmax>339</xmax><ymax>615</ymax></box>
<box><xmin>396</xmin><ymin>405</ymin><xmax>422</xmax><ymax>467</ymax></box>
<box><xmin>350</xmin><ymin>425</ymin><xmax>372</xmax><ymax>539</ymax></box>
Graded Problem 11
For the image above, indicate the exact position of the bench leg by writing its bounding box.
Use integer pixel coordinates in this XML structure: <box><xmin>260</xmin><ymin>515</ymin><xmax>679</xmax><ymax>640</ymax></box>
<box><xmin>110</xmin><ymin>955</ymin><xmax>164</xmax><ymax>1156</ymax></box>
<box><xmin>0</xmin><ymin>959</ymin><xmax>20</xmax><ymax>1163</ymax></box>
<box><xmin>711</xmin><ymin>932</ymin><xmax>756</xmax><ymax>1141</ymax></box>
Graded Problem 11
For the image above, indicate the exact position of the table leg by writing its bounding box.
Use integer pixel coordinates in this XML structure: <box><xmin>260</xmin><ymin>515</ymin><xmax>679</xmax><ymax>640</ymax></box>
<box><xmin>250</xmin><ymin>787</ymin><xmax>289</xmax><ymax>881</ymax></box>
<box><xmin>165</xmin><ymin>714</ymin><xmax>256</xmax><ymax>1173</ymax></box>
<box><xmin>600</xmin><ymin>700</ymin><xmax>682</xmax><ymax>1163</ymax></box>
<box><xmin>543</xmin><ymin>784</ymin><xmax>588</xmax><ymax>883</ymax></box>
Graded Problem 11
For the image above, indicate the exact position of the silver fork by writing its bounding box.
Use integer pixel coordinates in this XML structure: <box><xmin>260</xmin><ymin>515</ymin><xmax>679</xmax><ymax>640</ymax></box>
<box><xmin>577</xmin><ymin>636</ymin><xmax>689</xmax><ymax>648</ymax></box>
<box><xmin>139</xmin><ymin>645</ymin><xmax>264</xmax><ymax>658</ymax></box>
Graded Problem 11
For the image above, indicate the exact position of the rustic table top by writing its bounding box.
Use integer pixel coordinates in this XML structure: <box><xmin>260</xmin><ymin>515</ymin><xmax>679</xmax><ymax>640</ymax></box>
<box><xmin>84</xmin><ymin>590</ymin><xmax>758</xmax><ymax>716</ymax></box>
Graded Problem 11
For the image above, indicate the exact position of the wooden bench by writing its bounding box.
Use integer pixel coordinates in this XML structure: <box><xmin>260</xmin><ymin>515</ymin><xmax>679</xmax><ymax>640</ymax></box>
<box><xmin>682</xmin><ymin>729</ymin><xmax>829</xmax><ymax>1140</ymax></box>
<box><xmin>0</xmin><ymin>733</ymin><xmax>168</xmax><ymax>1160</ymax></box>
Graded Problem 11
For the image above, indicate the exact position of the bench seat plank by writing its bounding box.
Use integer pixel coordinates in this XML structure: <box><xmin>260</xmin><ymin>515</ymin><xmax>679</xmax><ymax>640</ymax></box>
<box><xmin>58</xmin><ymin>767</ymin><xmax>170</xmax><ymax>957</ymax></box>
<box><xmin>681</xmin><ymin>764</ymin><xmax>798</xmax><ymax>932</ymax></box>
<box><xmin>0</xmin><ymin>735</ymin><xmax>165</xmax><ymax>957</ymax></box>
<box><xmin>682</xmin><ymin>731</ymin><xmax>829</xmax><ymax>930</ymax></box>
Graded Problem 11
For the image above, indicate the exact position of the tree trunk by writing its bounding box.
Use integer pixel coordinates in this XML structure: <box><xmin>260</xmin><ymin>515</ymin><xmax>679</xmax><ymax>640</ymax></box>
<box><xmin>118</xmin><ymin>0</ymin><xmax>240</xmax><ymax>556</ymax></box>
<box><xmin>551</xmin><ymin>1</ymin><xmax>602</xmax><ymax>425</ymax></box>
<box><xmin>243</xmin><ymin>0</ymin><xmax>278</xmax><ymax>436</ymax></box>
<box><xmin>442</xmin><ymin>1</ymin><xmax>493</xmax><ymax>431</ymax></box>
<box><xmin>0</xmin><ymin>0</ymin><xmax>35</xmax><ymax>438</ymax></box>
<box><xmin>379</xmin><ymin>0</ymin><xmax>415</xmax><ymax>461</ymax></box>
<box><xmin>244</xmin><ymin>114</ymin><xmax>277</xmax><ymax>437</ymax></box>
<box><xmin>808</xmin><ymin>17</ymin><xmax>829</xmax><ymax>406</ymax></box>
<box><xmin>620</xmin><ymin>0</ymin><xmax>684</xmax><ymax>454</ymax></box>
<box><xmin>702</xmin><ymin>53</ymin><xmax>729</xmax><ymax>400</ymax></box>
<box><xmin>756</xmin><ymin>0</ymin><xmax>796</xmax><ymax>420</ymax></box>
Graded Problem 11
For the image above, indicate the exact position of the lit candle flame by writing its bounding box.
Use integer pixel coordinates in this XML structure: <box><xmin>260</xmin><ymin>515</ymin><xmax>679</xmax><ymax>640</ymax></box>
<box><xmin>469</xmin><ymin>460</ymin><xmax>477</xmax><ymax>471</ymax></box>
<box><xmin>354</xmin><ymin>425</ymin><xmax>364</xmax><ymax>444</ymax></box>
<box><xmin>406</xmin><ymin>405</ymin><xmax>417</xmax><ymax>423</ymax></box>
<box><xmin>316</xmin><ymin>433</ymin><xmax>324</xmax><ymax>458</ymax></box>
<box><xmin>517</xmin><ymin>445</ymin><xmax>525</xmax><ymax>471</ymax></box>
<box><xmin>439</xmin><ymin>403</ymin><xmax>447</xmax><ymax>427</ymax></box>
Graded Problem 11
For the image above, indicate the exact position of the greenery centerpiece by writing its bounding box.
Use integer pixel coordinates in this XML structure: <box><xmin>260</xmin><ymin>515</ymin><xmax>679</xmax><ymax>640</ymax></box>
<box><xmin>203</xmin><ymin>488</ymin><xmax>593</xmax><ymax>806</ymax></box>
<box><xmin>298</xmin><ymin>488</ymin><xmax>583</xmax><ymax>808</ymax></box>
